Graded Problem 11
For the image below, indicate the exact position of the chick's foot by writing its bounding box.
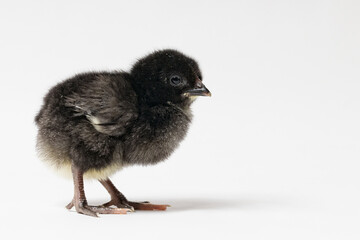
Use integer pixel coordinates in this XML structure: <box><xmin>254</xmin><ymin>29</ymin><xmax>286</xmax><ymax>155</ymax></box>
<box><xmin>99</xmin><ymin>178</ymin><xmax>170</xmax><ymax>211</ymax></box>
<box><xmin>66</xmin><ymin>199</ymin><xmax>131</xmax><ymax>217</ymax></box>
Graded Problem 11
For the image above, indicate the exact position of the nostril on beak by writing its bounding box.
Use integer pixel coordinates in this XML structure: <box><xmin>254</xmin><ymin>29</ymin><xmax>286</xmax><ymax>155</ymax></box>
<box><xmin>196</xmin><ymin>81</ymin><xmax>202</xmax><ymax>88</ymax></box>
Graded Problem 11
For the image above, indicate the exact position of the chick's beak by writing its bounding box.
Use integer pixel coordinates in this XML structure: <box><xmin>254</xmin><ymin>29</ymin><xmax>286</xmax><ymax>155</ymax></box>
<box><xmin>185</xmin><ymin>79</ymin><xmax>212</xmax><ymax>97</ymax></box>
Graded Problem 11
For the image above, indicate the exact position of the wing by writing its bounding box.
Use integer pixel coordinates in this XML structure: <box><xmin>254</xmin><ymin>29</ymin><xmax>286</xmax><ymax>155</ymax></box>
<box><xmin>64</xmin><ymin>74</ymin><xmax>138</xmax><ymax>136</ymax></box>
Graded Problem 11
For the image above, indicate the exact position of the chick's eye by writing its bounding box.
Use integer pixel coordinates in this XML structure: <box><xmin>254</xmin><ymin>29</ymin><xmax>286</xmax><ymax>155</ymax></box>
<box><xmin>170</xmin><ymin>75</ymin><xmax>182</xmax><ymax>86</ymax></box>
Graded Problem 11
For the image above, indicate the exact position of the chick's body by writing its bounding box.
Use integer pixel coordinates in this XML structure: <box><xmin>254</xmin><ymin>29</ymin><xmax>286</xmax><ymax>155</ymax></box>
<box><xmin>35</xmin><ymin>49</ymin><xmax>210</xmax><ymax>216</ymax></box>
<box><xmin>36</xmin><ymin>72</ymin><xmax>191</xmax><ymax>179</ymax></box>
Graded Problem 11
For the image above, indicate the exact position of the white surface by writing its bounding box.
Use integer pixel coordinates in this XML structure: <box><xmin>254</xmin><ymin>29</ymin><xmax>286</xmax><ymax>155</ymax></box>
<box><xmin>0</xmin><ymin>0</ymin><xmax>359</xmax><ymax>239</ymax></box>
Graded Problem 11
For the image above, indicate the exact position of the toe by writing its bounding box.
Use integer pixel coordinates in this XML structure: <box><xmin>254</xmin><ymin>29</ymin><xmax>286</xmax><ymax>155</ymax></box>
<box><xmin>88</xmin><ymin>205</ymin><xmax>131</xmax><ymax>214</ymax></box>
<box><xmin>77</xmin><ymin>206</ymin><xmax>99</xmax><ymax>217</ymax></box>
<box><xmin>65</xmin><ymin>201</ymin><xmax>74</xmax><ymax>210</ymax></box>
<box><xmin>128</xmin><ymin>201</ymin><xmax>170</xmax><ymax>211</ymax></box>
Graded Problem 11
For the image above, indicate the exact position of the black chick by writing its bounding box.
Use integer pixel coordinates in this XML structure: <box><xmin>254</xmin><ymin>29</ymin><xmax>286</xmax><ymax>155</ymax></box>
<box><xmin>35</xmin><ymin>49</ymin><xmax>211</xmax><ymax>217</ymax></box>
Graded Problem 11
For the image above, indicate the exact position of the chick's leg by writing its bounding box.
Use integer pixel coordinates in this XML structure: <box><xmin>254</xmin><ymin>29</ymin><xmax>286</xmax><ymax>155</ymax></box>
<box><xmin>99</xmin><ymin>178</ymin><xmax>170</xmax><ymax>211</ymax></box>
<box><xmin>66</xmin><ymin>164</ymin><xmax>130</xmax><ymax>217</ymax></box>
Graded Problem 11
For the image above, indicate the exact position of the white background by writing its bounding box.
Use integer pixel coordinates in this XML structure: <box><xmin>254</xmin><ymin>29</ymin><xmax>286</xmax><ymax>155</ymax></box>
<box><xmin>1</xmin><ymin>0</ymin><xmax>359</xmax><ymax>239</ymax></box>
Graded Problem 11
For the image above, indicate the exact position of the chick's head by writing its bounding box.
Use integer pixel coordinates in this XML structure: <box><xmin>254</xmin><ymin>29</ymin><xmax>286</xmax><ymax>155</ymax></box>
<box><xmin>130</xmin><ymin>49</ymin><xmax>211</xmax><ymax>106</ymax></box>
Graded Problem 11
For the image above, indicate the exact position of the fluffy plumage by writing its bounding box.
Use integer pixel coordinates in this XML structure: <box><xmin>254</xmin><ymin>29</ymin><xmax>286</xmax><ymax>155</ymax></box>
<box><xmin>35</xmin><ymin>49</ymin><xmax>210</xmax><ymax>216</ymax></box>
